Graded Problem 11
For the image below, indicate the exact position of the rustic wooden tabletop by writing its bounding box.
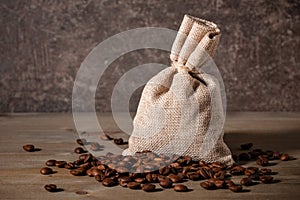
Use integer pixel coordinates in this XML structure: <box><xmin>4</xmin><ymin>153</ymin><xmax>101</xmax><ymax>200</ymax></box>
<box><xmin>0</xmin><ymin>112</ymin><xmax>299</xmax><ymax>200</ymax></box>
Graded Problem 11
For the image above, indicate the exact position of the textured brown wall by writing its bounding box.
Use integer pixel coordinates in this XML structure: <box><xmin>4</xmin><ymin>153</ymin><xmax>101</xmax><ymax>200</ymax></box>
<box><xmin>0</xmin><ymin>0</ymin><xmax>299</xmax><ymax>112</ymax></box>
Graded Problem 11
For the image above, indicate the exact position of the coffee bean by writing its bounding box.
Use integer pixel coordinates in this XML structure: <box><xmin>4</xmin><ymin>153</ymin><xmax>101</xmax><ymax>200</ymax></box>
<box><xmin>55</xmin><ymin>161</ymin><xmax>67</xmax><ymax>168</ymax></box>
<box><xmin>214</xmin><ymin>179</ymin><xmax>225</xmax><ymax>189</ymax></box>
<box><xmin>174</xmin><ymin>184</ymin><xmax>188</xmax><ymax>192</ymax></box>
<box><xmin>248</xmin><ymin>174</ymin><xmax>260</xmax><ymax>181</ymax></box>
<box><xmin>135</xmin><ymin>177</ymin><xmax>146</xmax><ymax>183</ymax></box>
<box><xmin>114</xmin><ymin>138</ymin><xmax>124</xmax><ymax>145</ymax></box>
<box><xmin>44</xmin><ymin>184</ymin><xmax>57</xmax><ymax>192</ymax></box>
<box><xmin>225</xmin><ymin>180</ymin><xmax>235</xmax><ymax>188</ymax></box>
<box><xmin>272</xmin><ymin>152</ymin><xmax>281</xmax><ymax>160</ymax></box>
<box><xmin>280</xmin><ymin>153</ymin><xmax>290</xmax><ymax>161</ymax></box>
<box><xmin>76</xmin><ymin>138</ymin><xmax>87</xmax><ymax>146</ymax></box>
<box><xmin>229</xmin><ymin>185</ymin><xmax>243</xmax><ymax>192</ymax></box>
<box><xmin>260</xmin><ymin>176</ymin><xmax>273</xmax><ymax>184</ymax></box>
<box><xmin>95</xmin><ymin>173</ymin><xmax>106</xmax><ymax>182</ymax></box>
<box><xmin>198</xmin><ymin>168</ymin><xmax>210</xmax><ymax>179</ymax></box>
<box><xmin>168</xmin><ymin>174</ymin><xmax>183</xmax><ymax>183</ymax></box>
<box><xmin>40</xmin><ymin>167</ymin><xmax>53</xmax><ymax>175</ymax></box>
<box><xmin>142</xmin><ymin>183</ymin><xmax>156</xmax><ymax>192</ymax></box>
<box><xmin>238</xmin><ymin>153</ymin><xmax>251</xmax><ymax>161</ymax></box>
<box><xmin>74</xmin><ymin>147</ymin><xmax>85</xmax><ymax>154</ymax></box>
<box><xmin>187</xmin><ymin>172</ymin><xmax>200</xmax><ymax>181</ymax></box>
<box><xmin>159</xmin><ymin>167</ymin><xmax>170</xmax><ymax>176</ymax></box>
<box><xmin>102</xmin><ymin>178</ymin><xmax>116</xmax><ymax>187</ymax></box>
<box><xmin>240</xmin><ymin>177</ymin><xmax>253</xmax><ymax>186</ymax></box>
<box><xmin>230</xmin><ymin>166</ymin><xmax>245</xmax><ymax>176</ymax></box>
<box><xmin>45</xmin><ymin>159</ymin><xmax>56</xmax><ymax>166</ymax></box>
<box><xmin>75</xmin><ymin>191</ymin><xmax>88</xmax><ymax>195</ymax></box>
<box><xmin>70</xmin><ymin>168</ymin><xmax>85</xmax><ymax>176</ymax></box>
<box><xmin>127</xmin><ymin>182</ymin><xmax>141</xmax><ymax>189</ymax></box>
<box><xmin>200</xmin><ymin>181</ymin><xmax>215</xmax><ymax>190</ymax></box>
<box><xmin>23</xmin><ymin>144</ymin><xmax>35</xmax><ymax>152</ymax></box>
<box><xmin>259</xmin><ymin>168</ymin><xmax>272</xmax><ymax>175</ymax></box>
<box><xmin>64</xmin><ymin>162</ymin><xmax>75</xmax><ymax>169</ymax></box>
<box><xmin>256</xmin><ymin>155</ymin><xmax>269</xmax><ymax>166</ymax></box>
<box><xmin>159</xmin><ymin>179</ymin><xmax>173</xmax><ymax>188</ymax></box>
<box><xmin>240</xmin><ymin>143</ymin><xmax>253</xmax><ymax>150</ymax></box>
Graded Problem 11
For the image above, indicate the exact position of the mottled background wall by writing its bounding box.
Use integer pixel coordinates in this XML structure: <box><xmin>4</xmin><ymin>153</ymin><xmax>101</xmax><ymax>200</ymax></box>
<box><xmin>0</xmin><ymin>0</ymin><xmax>299</xmax><ymax>112</ymax></box>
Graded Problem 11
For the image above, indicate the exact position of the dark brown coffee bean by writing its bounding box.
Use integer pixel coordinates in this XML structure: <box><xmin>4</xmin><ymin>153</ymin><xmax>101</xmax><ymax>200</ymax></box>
<box><xmin>272</xmin><ymin>152</ymin><xmax>281</xmax><ymax>160</ymax></box>
<box><xmin>238</xmin><ymin>153</ymin><xmax>251</xmax><ymax>161</ymax></box>
<box><xmin>159</xmin><ymin>167</ymin><xmax>170</xmax><ymax>176</ymax></box>
<box><xmin>240</xmin><ymin>177</ymin><xmax>253</xmax><ymax>186</ymax></box>
<box><xmin>135</xmin><ymin>177</ymin><xmax>146</xmax><ymax>183</ymax></box>
<box><xmin>90</xmin><ymin>142</ymin><xmax>101</xmax><ymax>151</ymax></box>
<box><xmin>187</xmin><ymin>172</ymin><xmax>200</xmax><ymax>181</ymax></box>
<box><xmin>248</xmin><ymin>174</ymin><xmax>260</xmax><ymax>181</ymax></box>
<box><xmin>214</xmin><ymin>179</ymin><xmax>225</xmax><ymax>189</ymax></box>
<box><xmin>200</xmin><ymin>181</ymin><xmax>215</xmax><ymax>190</ymax></box>
<box><xmin>260</xmin><ymin>176</ymin><xmax>273</xmax><ymax>184</ymax></box>
<box><xmin>213</xmin><ymin>171</ymin><xmax>225</xmax><ymax>179</ymax></box>
<box><xmin>113</xmin><ymin>138</ymin><xmax>124</xmax><ymax>145</ymax></box>
<box><xmin>102</xmin><ymin>178</ymin><xmax>116</xmax><ymax>187</ymax></box>
<box><xmin>95</xmin><ymin>173</ymin><xmax>106</xmax><ymax>182</ymax></box>
<box><xmin>174</xmin><ymin>184</ymin><xmax>188</xmax><ymax>192</ymax></box>
<box><xmin>256</xmin><ymin>155</ymin><xmax>269</xmax><ymax>166</ymax></box>
<box><xmin>225</xmin><ymin>180</ymin><xmax>235</xmax><ymax>188</ymax></box>
<box><xmin>168</xmin><ymin>174</ymin><xmax>182</xmax><ymax>183</ymax></box>
<box><xmin>259</xmin><ymin>168</ymin><xmax>272</xmax><ymax>175</ymax></box>
<box><xmin>76</xmin><ymin>138</ymin><xmax>87</xmax><ymax>146</ymax></box>
<box><xmin>44</xmin><ymin>184</ymin><xmax>57</xmax><ymax>192</ymax></box>
<box><xmin>159</xmin><ymin>179</ymin><xmax>173</xmax><ymax>188</ymax></box>
<box><xmin>75</xmin><ymin>191</ymin><xmax>88</xmax><ymax>195</ymax></box>
<box><xmin>280</xmin><ymin>153</ymin><xmax>290</xmax><ymax>161</ymax></box>
<box><xmin>74</xmin><ymin>147</ymin><xmax>85</xmax><ymax>154</ymax></box>
<box><xmin>211</xmin><ymin>161</ymin><xmax>227</xmax><ymax>170</ymax></box>
<box><xmin>240</xmin><ymin>143</ymin><xmax>253</xmax><ymax>150</ymax></box>
<box><xmin>55</xmin><ymin>161</ymin><xmax>67</xmax><ymax>168</ymax></box>
<box><xmin>45</xmin><ymin>159</ymin><xmax>56</xmax><ymax>166</ymax></box>
<box><xmin>40</xmin><ymin>167</ymin><xmax>53</xmax><ymax>175</ymax></box>
<box><xmin>142</xmin><ymin>183</ymin><xmax>156</xmax><ymax>192</ymax></box>
<box><xmin>127</xmin><ymin>182</ymin><xmax>141</xmax><ymax>189</ymax></box>
<box><xmin>229</xmin><ymin>185</ymin><xmax>243</xmax><ymax>192</ymax></box>
<box><xmin>70</xmin><ymin>169</ymin><xmax>85</xmax><ymax>176</ymax></box>
<box><xmin>198</xmin><ymin>168</ymin><xmax>210</xmax><ymax>179</ymax></box>
<box><xmin>64</xmin><ymin>163</ymin><xmax>75</xmax><ymax>169</ymax></box>
<box><xmin>230</xmin><ymin>166</ymin><xmax>245</xmax><ymax>176</ymax></box>
<box><xmin>23</xmin><ymin>144</ymin><xmax>35</xmax><ymax>152</ymax></box>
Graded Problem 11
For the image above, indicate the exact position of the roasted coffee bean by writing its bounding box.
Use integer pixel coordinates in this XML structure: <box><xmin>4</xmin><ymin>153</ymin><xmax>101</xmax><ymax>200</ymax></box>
<box><xmin>198</xmin><ymin>168</ymin><xmax>210</xmax><ymax>179</ymax></box>
<box><xmin>75</xmin><ymin>191</ymin><xmax>88</xmax><ymax>195</ymax></box>
<box><xmin>113</xmin><ymin>138</ymin><xmax>124</xmax><ymax>145</ymax></box>
<box><xmin>187</xmin><ymin>172</ymin><xmax>200</xmax><ymax>181</ymax></box>
<box><xmin>168</xmin><ymin>174</ymin><xmax>183</xmax><ymax>183</ymax></box>
<box><xmin>102</xmin><ymin>178</ymin><xmax>116</xmax><ymax>187</ymax></box>
<box><xmin>200</xmin><ymin>181</ymin><xmax>215</xmax><ymax>190</ymax></box>
<box><xmin>135</xmin><ymin>177</ymin><xmax>146</xmax><ymax>183</ymax></box>
<box><xmin>256</xmin><ymin>155</ymin><xmax>269</xmax><ymax>166</ymax></box>
<box><xmin>64</xmin><ymin>162</ymin><xmax>75</xmax><ymax>169</ymax></box>
<box><xmin>225</xmin><ymin>180</ymin><xmax>235</xmax><ymax>188</ymax></box>
<box><xmin>238</xmin><ymin>153</ymin><xmax>251</xmax><ymax>161</ymax></box>
<box><xmin>213</xmin><ymin>179</ymin><xmax>225</xmax><ymax>189</ymax></box>
<box><xmin>213</xmin><ymin>171</ymin><xmax>225</xmax><ymax>179</ymax></box>
<box><xmin>127</xmin><ymin>182</ymin><xmax>141</xmax><ymax>189</ymax></box>
<box><xmin>240</xmin><ymin>177</ymin><xmax>253</xmax><ymax>186</ymax></box>
<box><xmin>44</xmin><ymin>184</ymin><xmax>57</xmax><ymax>192</ymax></box>
<box><xmin>240</xmin><ymin>143</ymin><xmax>253</xmax><ymax>150</ymax></box>
<box><xmin>70</xmin><ymin>168</ymin><xmax>85</xmax><ymax>176</ymax></box>
<box><xmin>74</xmin><ymin>147</ymin><xmax>85</xmax><ymax>154</ymax></box>
<box><xmin>199</xmin><ymin>160</ymin><xmax>207</xmax><ymax>166</ymax></box>
<box><xmin>95</xmin><ymin>174</ymin><xmax>106</xmax><ymax>182</ymax></box>
<box><xmin>280</xmin><ymin>153</ymin><xmax>290</xmax><ymax>161</ymax></box>
<box><xmin>260</xmin><ymin>176</ymin><xmax>273</xmax><ymax>184</ymax></box>
<box><xmin>45</xmin><ymin>159</ymin><xmax>56</xmax><ymax>166</ymax></box>
<box><xmin>259</xmin><ymin>168</ymin><xmax>272</xmax><ymax>175</ymax></box>
<box><xmin>118</xmin><ymin>176</ymin><xmax>132</xmax><ymax>187</ymax></box>
<box><xmin>90</xmin><ymin>142</ymin><xmax>101</xmax><ymax>151</ymax></box>
<box><xmin>23</xmin><ymin>144</ymin><xmax>35</xmax><ymax>152</ymax></box>
<box><xmin>55</xmin><ymin>161</ymin><xmax>67</xmax><ymax>168</ymax></box>
<box><xmin>76</xmin><ymin>138</ymin><xmax>87</xmax><ymax>146</ymax></box>
<box><xmin>174</xmin><ymin>184</ymin><xmax>188</xmax><ymax>192</ymax></box>
<box><xmin>248</xmin><ymin>174</ymin><xmax>260</xmax><ymax>181</ymax></box>
<box><xmin>230</xmin><ymin>166</ymin><xmax>245</xmax><ymax>176</ymax></box>
<box><xmin>229</xmin><ymin>185</ymin><xmax>243</xmax><ymax>192</ymax></box>
<box><xmin>142</xmin><ymin>183</ymin><xmax>156</xmax><ymax>192</ymax></box>
<box><xmin>40</xmin><ymin>167</ymin><xmax>53</xmax><ymax>175</ymax></box>
<box><xmin>159</xmin><ymin>167</ymin><xmax>170</xmax><ymax>176</ymax></box>
<box><xmin>145</xmin><ymin>173</ymin><xmax>158</xmax><ymax>183</ymax></box>
<box><xmin>159</xmin><ymin>179</ymin><xmax>173</xmax><ymax>188</ymax></box>
<box><xmin>272</xmin><ymin>152</ymin><xmax>281</xmax><ymax>160</ymax></box>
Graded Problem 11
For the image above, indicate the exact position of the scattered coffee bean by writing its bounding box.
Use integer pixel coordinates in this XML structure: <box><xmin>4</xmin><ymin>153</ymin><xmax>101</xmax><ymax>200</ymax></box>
<box><xmin>40</xmin><ymin>167</ymin><xmax>53</xmax><ymax>175</ymax></box>
<box><xmin>142</xmin><ymin>183</ymin><xmax>156</xmax><ymax>192</ymax></box>
<box><xmin>74</xmin><ymin>147</ymin><xmax>85</xmax><ymax>154</ymax></box>
<box><xmin>23</xmin><ymin>144</ymin><xmax>35</xmax><ymax>152</ymax></box>
<box><xmin>55</xmin><ymin>161</ymin><xmax>67</xmax><ymax>168</ymax></box>
<box><xmin>200</xmin><ymin>181</ymin><xmax>215</xmax><ymax>190</ymax></box>
<box><xmin>102</xmin><ymin>178</ymin><xmax>116</xmax><ymax>187</ymax></box>
<box><xmin>76</xmin><ymin>138</ymin><xmax>87</xmax><ymax>146</ymax></box>
<box><xmin>229</xmin><ymin>185</ymin><xmax>243</xmax><ymax>192</ymax></box>
<box><xmin>127</xmin><ymin>182</ymin><xmax>141</xmax><ymax>189</ymax></box>
<box><xmin>240</xmin><ymin>143</ymin><xmax>253</xmax><ymax>150</ymax></box>
<box><xmin>113</xmin><ymin>138</ymin><xmax>124</xmax><ymax>145</ymax></box>
<box><xmin>256</xmin><ymin>155</ymin><xmax>269</xmax><ymax>166</ymax></box>
<box><xmin>240</xmin><ymin>177</ymin><xmax>253</xmax><ymax>186</ymax></box>
<box><xmin>260</xmin><ymin>168</ymin><xmax>272</xmax><ymax>175</ymax></box>
<box><xmin>260</xmin><ymin>176</ymin><xmax>273</xmax><ymax>184</ymax></box>
<box><xmin>45</xmin><ymin>159</ymin><xmax>56</xmax><ymax>166</ymax></box>
<box><xmin>168</xmin><ymin>174</ymin><xmax>182</xmax><ymax>183</ymax></box>
<box><xmin>187</xmin><ymin>172</ymin><xmax>200</xmax><ymax>181</ymax></box>
<box><xmin>174</xmin><ymin>184</ymin><xmax>188</xmax><ymax>192</ymax></box>
<box><xmin>75</xmin><ymin>190</ymin><xmax>88</xmax><ymax>195</ymax></box>
<box><xmin>248</xmin><ymin>174</ymin><xmax>260</xmax><ymax>181</ymax></box>
<box><xmin>280</xmin><ymin>153</ymin><xmax>289</xmax><ymax>161</ymax></box>
<box><xmin>44</xmin><ymin>184</ymin><xmax>57</xmax><ymax>192</ymax></box>
<box><xmin>159</xmin><ymin>179</ymin><xmax>173</xmax><ymax>188</ymax></box>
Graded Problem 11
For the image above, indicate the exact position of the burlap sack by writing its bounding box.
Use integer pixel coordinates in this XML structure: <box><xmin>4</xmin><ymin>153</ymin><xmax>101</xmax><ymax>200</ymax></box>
<box><xmin>123</xmin><ymin>15</ymin><xmax>233</xmax><ymax>164</ymax></box>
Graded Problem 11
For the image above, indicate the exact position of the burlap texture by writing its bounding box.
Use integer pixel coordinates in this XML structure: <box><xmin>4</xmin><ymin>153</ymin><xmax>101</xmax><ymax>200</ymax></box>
<box><xmin>123</xmin><ymin>15</ymin><xmax>233</xmax><ymax>164</ymax></box>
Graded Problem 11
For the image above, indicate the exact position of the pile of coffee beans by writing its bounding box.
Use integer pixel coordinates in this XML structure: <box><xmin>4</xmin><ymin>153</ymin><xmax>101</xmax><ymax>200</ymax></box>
<box><xmin>39</xmin><ymin>140</ymin><xmax>293</xmax><ymax>193</ymax></box>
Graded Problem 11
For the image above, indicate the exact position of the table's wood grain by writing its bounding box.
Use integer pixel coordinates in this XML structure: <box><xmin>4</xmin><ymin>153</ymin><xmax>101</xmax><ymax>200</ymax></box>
<box><xmin>0</xmin><ymin>112</ymin><xmax>299</xmax><ymax>200</ymax></box>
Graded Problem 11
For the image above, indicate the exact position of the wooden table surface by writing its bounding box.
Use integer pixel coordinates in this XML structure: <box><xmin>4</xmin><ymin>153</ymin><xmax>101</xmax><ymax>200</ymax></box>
<box><xmin>0</xmin><ymin>112</ymin><xmax>299</xmax><ymax>200</ymax></box>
